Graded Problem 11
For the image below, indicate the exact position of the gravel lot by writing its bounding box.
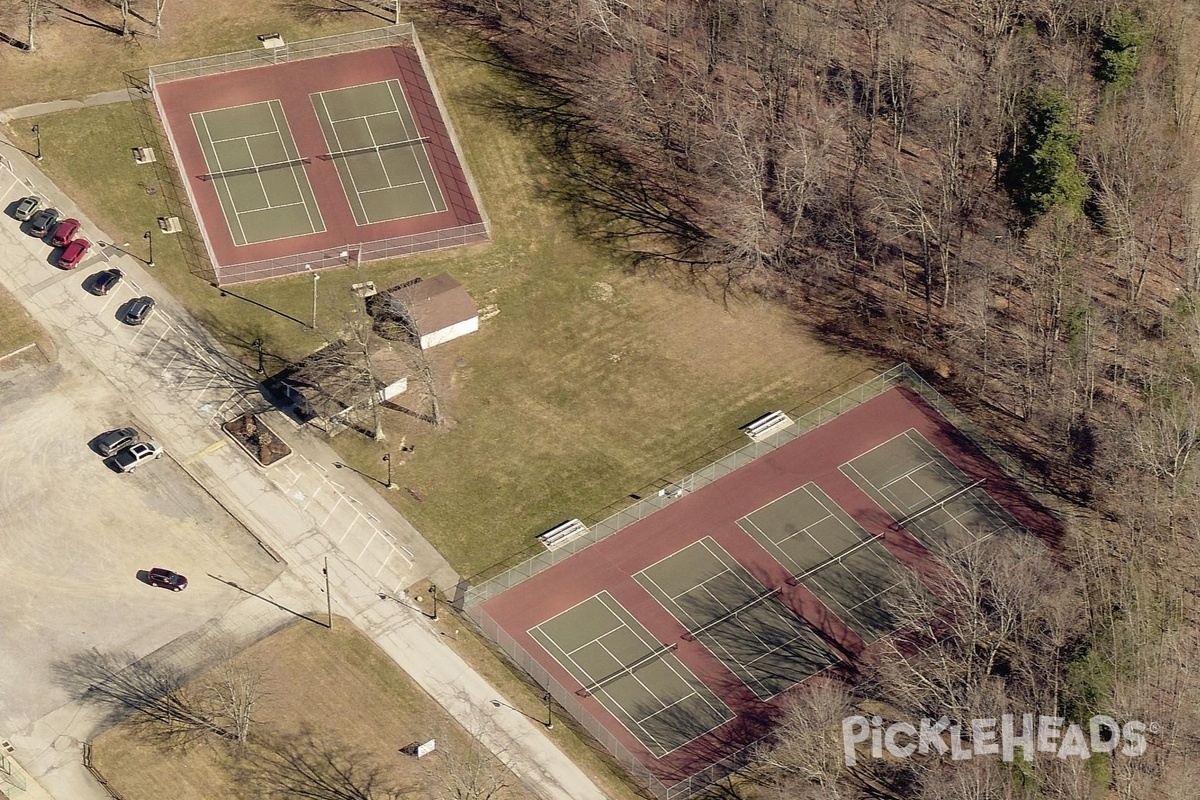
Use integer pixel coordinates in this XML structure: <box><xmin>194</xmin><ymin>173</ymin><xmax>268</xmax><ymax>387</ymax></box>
<box><xmin>0</xmin><ymin>359</ymin><xmax>283</xmax><ymax>735</ymax></box>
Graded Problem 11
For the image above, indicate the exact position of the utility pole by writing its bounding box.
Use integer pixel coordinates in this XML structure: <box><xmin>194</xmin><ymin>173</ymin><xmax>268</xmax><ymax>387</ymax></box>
<box><xmin>545</xmin><ymin>692</ymin><xmax>554</xmax><ymax>729</ymax></box>
<box><xmin>382</xmin><ymin>453</ymin><xmax>394</xmax><ymax>488</ymax></box>
<box><xmin>306</xmin><ymin>265</ymin><xmax>319</xmax><ymax>330</ymax></box>
<box><xmin>252</xmin><ymin>337</ymin><xmax>265</xmax><ymax>374</ymax></box>
<box><xmin>323</xmin><ymin>557</ymin><xmax>332</xmax><ymax>629</ymax></box>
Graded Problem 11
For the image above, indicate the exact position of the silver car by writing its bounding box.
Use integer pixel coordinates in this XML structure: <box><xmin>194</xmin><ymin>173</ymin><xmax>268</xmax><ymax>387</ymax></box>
<box><xmin>14</xmin><ymin>196</ymin><xmax>41</xmax><ymax>221</ymax></box>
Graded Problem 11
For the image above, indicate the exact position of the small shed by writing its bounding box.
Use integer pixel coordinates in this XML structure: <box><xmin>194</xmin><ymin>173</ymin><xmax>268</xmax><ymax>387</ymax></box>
<box><xmin>270</xmin><ymin>339</ymin><xmax>408</xmax><ymax>437</ymax></box>
<box><xmin>372</xmin><ymin>273</ymin><xmax>478</xmax><ymax>350</ymax></box>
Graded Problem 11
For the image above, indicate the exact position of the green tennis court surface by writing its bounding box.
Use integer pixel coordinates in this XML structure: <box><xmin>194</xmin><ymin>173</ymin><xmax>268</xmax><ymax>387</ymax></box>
<box><xmin>190</xmin><ymin>101</ymin><xmax>325</xmax><ymax>246</ymax></box>
<box><xmin>311</xmin><ymin>80</ymin><xmax>446</xmax><ymax>225</ymax></box>
<box><xmin>635</xmin><ymin>539</ymin><xmax>837</xmax><ymax>700</ymax></box>
<box><xmin>529</xmin><ymin>592</ymin><xmax>733</xmax><ymax>758</ymax></box>
<box><xmin>737</xmin><ymin>484</ymin><xmax>909</xmax><ymax>642</ymax></box>
<box><xmin>841</xmin><ymin>429</ymin><xmax>1020</xmax><ymax>554</ymax></box>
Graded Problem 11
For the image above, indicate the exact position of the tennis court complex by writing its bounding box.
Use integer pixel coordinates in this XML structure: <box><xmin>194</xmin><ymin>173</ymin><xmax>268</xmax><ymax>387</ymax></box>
<box><xmin>529</xmin><ymin>592</ymin><xmax>733</xmax><ymax>757</ymax></box>
<box><xmin>191</xmin><ymin>101</ymin><xmax>325</xmax><ymax>245</ymax></box>
<box><xmin>842</xmin><ymin>429</ymin><xmax>1021</xmax><ymax>554</ymax></box>
<box><xmin>737</xmin><ymin>485</ymin><xmax>909</xmax><ymax>642</ymax></box>
<box><xmin>312</xmin><ymin>80</ymin><xmax>447</xmax><ymax>225</ymax></box>
<box><xmin>634</xmin><ymin>538</ymin><xmax>837</xmax><ymax>700</ymax></box>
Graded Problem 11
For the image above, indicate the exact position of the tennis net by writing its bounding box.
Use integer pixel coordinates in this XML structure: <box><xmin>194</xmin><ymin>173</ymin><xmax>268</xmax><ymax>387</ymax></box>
<box><xmin>681</xmin><ymin>588</ymin><xmax>781</xmax><ymax>641</ymax></box>
<box><xmin>318</xmin><ymin>136</ymin><xmax>431</xmax><ymax>161</ymax></box>
<box><xmin>577</xmin><ymin>642</ymin><xmax>678</xmax><ymax>698</ymax></box>
<box><xmin>199</xmin><ymin>157</ymin><xmax>311</xmax><ymax>181</ymax></box>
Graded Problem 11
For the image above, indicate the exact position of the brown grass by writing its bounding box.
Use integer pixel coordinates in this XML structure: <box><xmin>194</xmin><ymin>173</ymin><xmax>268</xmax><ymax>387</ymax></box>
<box><xmin>90</xmin><ymin>619</ymin><xmax>526</xmax><ymax>800</ymax></box>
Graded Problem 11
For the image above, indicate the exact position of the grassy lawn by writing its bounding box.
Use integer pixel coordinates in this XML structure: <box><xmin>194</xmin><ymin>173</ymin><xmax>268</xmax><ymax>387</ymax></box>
<box><xmin>0</xmin><ymin>281</ymin><xmax>53</xmax><ymax>366</ymax></box>
<box><xmin>8</xmin><ymin>18</ymin><xmax>874</xmax><ymax>581</ymax></box>
<box><xmin>0</xmin><ymin>1</ymin><xmax>382</xmax><ymax>109</ymax></box>
<box><xmin>91</xmin><ymin>620</ymin><xmax>522</xmax><ymax>800</ymax></box>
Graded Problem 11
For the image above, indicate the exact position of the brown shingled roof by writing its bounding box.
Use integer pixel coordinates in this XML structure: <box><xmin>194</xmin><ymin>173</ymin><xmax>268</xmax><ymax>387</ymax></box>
<box><xmin>394</xmin><ymin>273</ymin><xmax>477</xmax><ymax>335</ymax></box>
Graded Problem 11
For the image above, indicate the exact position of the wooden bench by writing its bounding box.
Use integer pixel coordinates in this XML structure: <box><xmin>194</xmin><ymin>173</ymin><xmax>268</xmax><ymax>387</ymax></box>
<box><xmin>742</xmin><ymin>410</ymin><xmax>793</xmax><ymax>441</ymax></box>
<box><xmin>538</xmin><ymin>518</ymin><xmax>590</xmax><ymax>550</ymax></box>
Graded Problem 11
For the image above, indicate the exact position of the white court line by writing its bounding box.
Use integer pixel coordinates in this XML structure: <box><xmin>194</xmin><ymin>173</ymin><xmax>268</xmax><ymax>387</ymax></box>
<box><xmin>266</xmin><ymin>100</ymin><xmax>321</xmax><ymax>233</ymax></box>
<box><xmin>314</xmin><ymin>92</ymin><xmax>367</xmax><ymax>224</ymax></box>
<box><xmin>198</xmin><ymin>111</ymin><xmax>250</xmax><ymax>245</ymax></box>
<box><xmin>386</xmin><ymin>80</ymin><xmax>439</xmax><ymax>211</ymax></box>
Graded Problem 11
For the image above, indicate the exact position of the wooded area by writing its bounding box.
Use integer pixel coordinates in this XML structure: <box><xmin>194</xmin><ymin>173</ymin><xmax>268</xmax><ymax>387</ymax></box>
<box><xmin>420</xmin><ymin>0</ymin><xmax>1200</xmax><ymax>795</ymax></box>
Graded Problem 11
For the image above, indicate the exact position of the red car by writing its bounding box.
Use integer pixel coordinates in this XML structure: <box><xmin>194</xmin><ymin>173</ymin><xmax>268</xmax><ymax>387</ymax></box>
<box><xmin>147</xmin><ymin>568</ymin><xmax>188</xmax><ymax>592</ymax></box>
<box><xmin>49</xmin><ymin>218</ymin><xmax>80</xmax><ymax>247</ymax></box>
<box><xmin>58</xmin><ymin>238</ymin><xmax>91</xmax><ymax>270</ymax></box>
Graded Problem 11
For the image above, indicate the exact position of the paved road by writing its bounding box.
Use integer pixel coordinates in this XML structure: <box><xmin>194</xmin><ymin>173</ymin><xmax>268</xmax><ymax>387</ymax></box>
<box><xmin>0</xmin><ymin>136</ymin><xmax>609</xmax><ymax>800</ymax></box>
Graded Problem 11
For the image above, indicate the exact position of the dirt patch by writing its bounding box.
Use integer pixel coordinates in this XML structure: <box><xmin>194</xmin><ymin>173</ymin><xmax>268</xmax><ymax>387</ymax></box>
<box><xmin>223</xmin><ymin>412</ymin><xmax>292</xmax><ymax>467</ymax></box>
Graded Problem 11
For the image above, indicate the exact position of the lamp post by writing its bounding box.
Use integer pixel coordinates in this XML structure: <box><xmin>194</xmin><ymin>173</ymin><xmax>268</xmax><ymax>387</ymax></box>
<box><xmin>545</xmin><ymin>692</ymin><xmax>554</xmax><ymax>729</ymax></box>
<box><xmin>323</xmin><ymin>557</ymin><xmax>332</xmax><ymax>629</ymax></box>
<box><xmin>382</xmin><ymin>453</ymin><xmax>394</xmax><ymax>488</ymax></box>
<box><xmin>143</xmin><ymin>230</ymin><xmax>155</xmax><ymax>267</ymax></box>
<box><xmin>31</xmin><ymin>125</ymin><xmax>42</xmax><ymax>161</ymax></box>
<box><xmin>428</xmin><ymin>583</ymin><xmax>438</xmax><ymax>620</ymax></box>
<box><xmin>252</xmin><ymin>337</ymin><xmax>265</xmax><ymax>374</ymax></box>
<box><xmin>305</xmin><ymin>265</ymin><xmax>319</xmax><ymax>330</ymax></box>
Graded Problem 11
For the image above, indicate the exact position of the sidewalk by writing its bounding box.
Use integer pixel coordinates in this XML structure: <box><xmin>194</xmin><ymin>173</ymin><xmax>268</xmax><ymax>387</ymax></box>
<box><xmin>0</xmin><ymin>134</ymin><xmax>609</xmax><ymax>800</ymax></box>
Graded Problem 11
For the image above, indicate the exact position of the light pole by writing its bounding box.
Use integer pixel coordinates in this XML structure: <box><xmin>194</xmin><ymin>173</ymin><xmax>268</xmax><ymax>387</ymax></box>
<box><xmin>31</xmin><ymin>125</ymin><xmax>42</xmax><ymax>161</ymax></box>
<box><xmin>428</xmin><ymin>583</ymin><xmax>438</xmax><ymax>620</ymax></box>
<box><xmin>323</xmin><ymin>557</ymin><xmax>332</xmax><ymax>629</ymax></box>
<box><xmin>305</xmin><ymin>265</ymin><xmax>319</xmax><ymax>330</ymax></box>
<box><xmin>545</xmin><ymin>692</ymin><xmax>554</xmax><ymax>729</ymax></box>
<box><xmin>382</xmin><ymin>453</ymin><xmax>394</xmax><ymax>489</ymax></box>
<box><xmin>252</xmin><ymin>337</ymin><xmax>265</xmax><ymax>374</ymax></box>
<box><xmin>143</xmin><ymin>230</ymin><xmax>155</xmax><ymax>267</ymax></box>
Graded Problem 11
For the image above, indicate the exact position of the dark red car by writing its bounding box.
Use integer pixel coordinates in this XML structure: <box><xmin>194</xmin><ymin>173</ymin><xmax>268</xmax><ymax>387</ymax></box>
<box><xmin>147</xmin><ymin>568</ymin><xmax>188</xmax><ymax>592</ymax></box>
<box><xmin>50</xmin><ymin>218</ymin><xmax>80</xmax><ymax>247</ymax></box>
<box><xmin>58</xmin><ymin>238</ymin><xmax>91</xmax><ymax>270</ymax></box>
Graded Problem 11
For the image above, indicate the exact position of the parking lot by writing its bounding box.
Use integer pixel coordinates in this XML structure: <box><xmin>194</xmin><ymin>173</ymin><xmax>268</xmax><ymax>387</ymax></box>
<box><xmin>0</xmin><ymin>359</ymin><xmax>284</xmax><ymax>735</ymax></box>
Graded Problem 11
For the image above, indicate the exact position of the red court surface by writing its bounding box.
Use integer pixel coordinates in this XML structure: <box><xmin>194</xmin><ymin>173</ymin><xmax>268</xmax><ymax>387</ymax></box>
<box><xmin>477</xmin><ymin>386</ymin><xmax>1061</xmax><ymax>785</ymax></box>
<box><xmin>155</xmin><ymin>44</ymin><xmax>484</xmax><ymax>283</ymax></box>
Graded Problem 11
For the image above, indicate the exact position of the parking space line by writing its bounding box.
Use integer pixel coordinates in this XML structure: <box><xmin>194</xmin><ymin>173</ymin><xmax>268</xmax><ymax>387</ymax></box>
<box><xmin>183</xmin><ymin>438</ymin><xmax>229</xmax><ymax>465</ymax></box>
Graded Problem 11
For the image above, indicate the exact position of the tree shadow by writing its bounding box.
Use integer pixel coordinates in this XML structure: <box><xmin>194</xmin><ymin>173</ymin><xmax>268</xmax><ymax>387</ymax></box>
<box><xmin>281</xmin><ymin>0</ymin><xmax>395</xmax><ymax>24</ymax></box>
<box><xmin>53</xmin><ymin>3</ymin><xmax>124</xmax><ymax>34</ymax></box>
<box><xmin>52</xmin><ymin>648</ymin><xmax>226</xmax><ymax>741</ymax></box>
<box><xmin>236</xmin><ymin>729</ymin><xmax>414</xmax><ymax>800</ymax></box>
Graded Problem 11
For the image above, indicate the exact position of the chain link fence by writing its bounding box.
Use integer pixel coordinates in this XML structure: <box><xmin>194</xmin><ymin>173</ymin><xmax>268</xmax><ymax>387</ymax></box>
<box><xmin>464</xmin><ymin>363</ymin><xmax>1047</xmax><ymax>798</ymax></box>
<box><xmin>148</xmin><ymin>25</ymin><xmax>416</xmax><ymax>87</ymax></box>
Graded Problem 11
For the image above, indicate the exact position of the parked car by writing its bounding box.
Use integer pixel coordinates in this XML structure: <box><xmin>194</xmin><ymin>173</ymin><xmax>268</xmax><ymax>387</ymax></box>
<box><xmin>49</xmin><ymin>218</ymin><xmax>80</xmax><ymax>247</ymax></box>
<box><xmin>91</xmin><ymin>268</ymin><xmax>124</xmax><ymax>296</ymax></box>
<box><xmin>58</xmin><ymin>238</ymin><xmax>91</xmax><ymax>270</ymax></box>
<box><xmin>147</xmin><ymin>568</ymin><xmax>188</xmax><ymax>592</ymax></box>
<box><xmin>95</xmin><ymin>427</ymin><xmax>139</xmax><ymax>457</ymax></box>
<box><xmin>28</xmin><ymin>208</ymin><xmax>60</xmax><ymax>238</ymax></box>
<box><xmin>111</xmin><ymin>440</ymin><xmax>163</xmax><ymax>472</ymax></box>
<box><xmin>124</xmin><ymin>296</ymin><xmax>156</xmax><ymax>325</ymax></box>
<box><xmin>14</xmin><ymin>196</ymin><xmax>41</xmax><ymax>221</ymax></box>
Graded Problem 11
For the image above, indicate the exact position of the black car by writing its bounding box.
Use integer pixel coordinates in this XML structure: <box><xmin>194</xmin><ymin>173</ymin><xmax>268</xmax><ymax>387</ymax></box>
<box><xmin>147</xmin><ymin>568</ymin><xmax>188</xmax><ymax>592</ymax></box>
<box><xmin>28</xmin><ymin>208</ymin><xmax>60</xmax><ymax>238</ymax></box>
<box><xmin>95</xmin><ymin>427</ymin><xmax>139</xmax><ymax>457</ymax></box>
<box><xmin>124</xmin><ymin>296</ymin><xmax>156</xmax><ymax>325</ymax></box>
<box><xmin>92</xmin><ymin>268</ymin><xmax>124</xmax><ymax>296</ymax></box>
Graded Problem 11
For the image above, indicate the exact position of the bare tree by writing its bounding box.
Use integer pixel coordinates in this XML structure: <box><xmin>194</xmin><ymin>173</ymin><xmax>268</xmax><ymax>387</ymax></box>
<box><xmin>754</xmin><ymin>679</ymin><xmax>861</xmax><ymax>799</ymax></box>
<box><xmin>369</xmin><ymin>290</ymin><xmax>449</xmax><ymax>428</ymax></box>
<box><xmin>422</xmin><ymin>710</ymin><xmax>511</xmax><ymax>800</ymax></box>
<box><xmin>205</xmin><ymin>650</ymin><xmax>268</xmax><ymax>746</ymax></box>
<box><xmin>250</xmin><ymin>731</ymin><xmax>413</xmax><ymax>800</ymax></box>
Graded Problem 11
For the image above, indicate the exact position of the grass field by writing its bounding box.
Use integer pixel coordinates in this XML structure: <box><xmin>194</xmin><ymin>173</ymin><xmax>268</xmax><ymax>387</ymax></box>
<box><xmin>90</xmin><ymin>620</ymin><xmax>524</xmax><ymax>800</ymax></box>
<box><xmin>0</xmin><ymin>281</ymin><xmax>53</xmax><ymax>367</ymax></box>
<box><xmin>0</xmin><ymin>1</ymin><xmax>382</xmax><ymax>109</ymax></box>
<box><xmin>8</xmin><ymin>15</ymin><xmax>873</xmax><ymax>580</ymax></box>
